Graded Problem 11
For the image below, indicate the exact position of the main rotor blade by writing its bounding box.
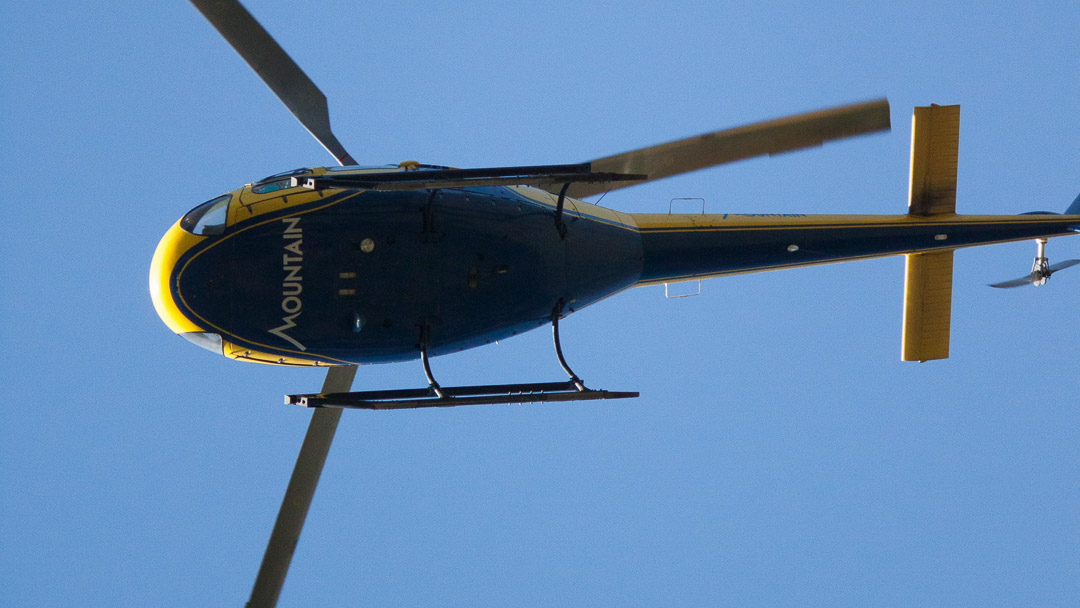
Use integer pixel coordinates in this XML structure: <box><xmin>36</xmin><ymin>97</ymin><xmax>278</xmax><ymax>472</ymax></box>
<box><xmin>248</xmin><ymin>365</ymin><xmax>357</xmax><ymax>608</ymax></box>
<box><xmin>190</xmin><ymin>0</ymin><xmax>357</xmax><ymax>166</ymax></box>
<box><xmin>550</xmin><ymin>98</ymin><xmax>891</xmax><ymax>199</ymax></box>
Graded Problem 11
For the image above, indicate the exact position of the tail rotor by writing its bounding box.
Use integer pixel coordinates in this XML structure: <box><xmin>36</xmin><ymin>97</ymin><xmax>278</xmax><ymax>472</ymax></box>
<box><xmin>990</xmin><ymin>238</ymin><xmax>1080</xmax><ymax>288</ymax></box>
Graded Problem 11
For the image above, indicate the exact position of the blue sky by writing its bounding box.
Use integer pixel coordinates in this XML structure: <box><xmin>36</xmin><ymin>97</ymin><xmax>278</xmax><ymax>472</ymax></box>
<box><xmin>3</xmin><ymin>1</ymin><xmax>1079</xmax><ymax>606</ymax></box>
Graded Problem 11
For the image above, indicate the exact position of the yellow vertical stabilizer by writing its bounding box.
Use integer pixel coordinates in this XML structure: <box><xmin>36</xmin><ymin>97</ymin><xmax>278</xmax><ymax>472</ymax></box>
<box><xmin>901</xmin><ymin>105</ymin><xmax>959</xmax><ymax>361</ymax></box>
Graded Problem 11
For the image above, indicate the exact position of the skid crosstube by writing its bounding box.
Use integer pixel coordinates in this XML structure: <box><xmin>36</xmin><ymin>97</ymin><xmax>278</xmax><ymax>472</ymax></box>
<box><xmin>286</xmin><ymin>381</ymin><xmax>638</xmax><ymax>410</ymax></box>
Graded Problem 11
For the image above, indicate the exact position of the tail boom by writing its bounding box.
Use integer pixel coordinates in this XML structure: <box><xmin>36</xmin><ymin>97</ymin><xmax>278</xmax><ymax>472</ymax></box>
<box><xmin>631</xmin><ymin>212</ymin><xmax>1078</xmax><ymax>286</ymax></box>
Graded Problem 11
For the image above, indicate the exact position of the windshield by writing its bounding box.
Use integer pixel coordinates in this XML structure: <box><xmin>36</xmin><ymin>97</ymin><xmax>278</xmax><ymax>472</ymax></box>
<box><xmin>180</xmin><ymin>194</ymin><xmax>230</xmax><ymax>236</ymax></box>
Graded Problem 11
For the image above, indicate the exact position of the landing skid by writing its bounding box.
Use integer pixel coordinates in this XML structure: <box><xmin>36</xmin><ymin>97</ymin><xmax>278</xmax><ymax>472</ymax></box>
<box><xmin>286</xmin><ymin>301</ymin><xmax>638</xmax><ymax>410</ymax></box>
<box><xmin>287</xmin><ymin>382</ymin><xmax>637</xmax><ymax>409</ymax></box>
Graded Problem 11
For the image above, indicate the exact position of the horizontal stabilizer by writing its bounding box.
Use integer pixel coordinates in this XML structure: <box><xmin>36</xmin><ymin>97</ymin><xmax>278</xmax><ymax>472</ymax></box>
<box><xmin>909</xmin><ymin>105</ymin><xmax>960</xmax><ymax>215</ymax></box>
<box><xmin>902</xmin><ymin>251</ymin><xmax>954</xmax><ymax>362</ymax></box>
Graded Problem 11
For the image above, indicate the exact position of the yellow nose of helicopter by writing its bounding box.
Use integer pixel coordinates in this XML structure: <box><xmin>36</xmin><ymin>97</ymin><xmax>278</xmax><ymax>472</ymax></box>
<box><xmin>149</xmin><ymin>220</ymin><xmax>225</xmax><ymax>353</ymax></box>
<box><xmin>150</xmin><ymin>221</ymin><xmax>200</xmax><ymax>333</ymax></box>
<box><xmin>150</xmin><ymin>191</ymin><xmax>237</xmax><ymax>355</ymax></box>
<box><xmin>150</xmin><ymin>192</ymin><xmax>327</xmax><ymax>365</ymax></box>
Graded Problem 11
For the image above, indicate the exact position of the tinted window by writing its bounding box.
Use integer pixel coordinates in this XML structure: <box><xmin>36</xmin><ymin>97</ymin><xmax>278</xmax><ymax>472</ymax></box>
<box><xmin>256</xmin><ymin>167</ymin><xmax>310</xmax><ymax>183</ymax></box>
<box><xmin>251</xmin><ymin>178</ymin><xmax>293</xmax><ymax>194</ymax></box>
<box><xmin>180</xmin><ymin>195</ymin><xmax>230</xmax><ymax>236</ymax></box>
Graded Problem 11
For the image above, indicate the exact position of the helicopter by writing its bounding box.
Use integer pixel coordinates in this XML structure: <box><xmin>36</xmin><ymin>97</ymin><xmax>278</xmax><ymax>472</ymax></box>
<box><xmin>152</xmin><ymin>1</ymin><xmax>1080</xmax><ymax>606</ymax></box>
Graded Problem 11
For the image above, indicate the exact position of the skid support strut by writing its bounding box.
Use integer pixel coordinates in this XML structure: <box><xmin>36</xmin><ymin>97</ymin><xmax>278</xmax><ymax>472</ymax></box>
<box><xmin>552</xmin><ymin>299</ymin><xmax>586</xmax><ymax>391</ymax></box>
<box><xmin>285</xmin><ymin>305</ymin><xmax>637</xmax><ymax>409</ymax></box>
<box><xmin>554</xmin><ymin>182</ymin><xmax>571</xmax><ymax>239</ymax></box>
<box><xmin>419</xmin><ymin>325</ymin><xmax>445</xmax><ymax>398</ymax></box>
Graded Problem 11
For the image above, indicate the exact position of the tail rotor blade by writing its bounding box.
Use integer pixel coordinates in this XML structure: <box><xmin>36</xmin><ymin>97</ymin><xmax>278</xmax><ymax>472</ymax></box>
<box><xmin>989</xmin><ymin>274</ymin><xmax>1038</xmax><ymax>289</ymax></box>
<box><xmin>549</xmin><ymin>98</ymin><xmax>890</xmax><ymax>199</ymax></box>
<box><xmin>1049</xmin><ymin>259</ymin><xmax>1080</xmax><ymax>273</ymax></box>
<box><xmin>248</xmin><ymin>365</ymin><xmax>357</xmax><ymax>608</ymax></box>
<box><xmin>990</xmin><ymin>259</ymin><xmax>1080</xmax><ymax>288</ymax></box>
<box><xmin>189</xmin><ymin>0</ymin><xmax>357</xmax><ymax>166</ymax></box>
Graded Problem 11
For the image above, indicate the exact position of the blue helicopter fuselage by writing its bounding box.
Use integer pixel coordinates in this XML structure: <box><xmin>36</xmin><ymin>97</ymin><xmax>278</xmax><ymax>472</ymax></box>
<box><xmin>150</xmin><ymin>167</ymin><xmax>1080</xmax><ymax>367</ymax></box>
<box><xmin>152</xmin><ymin>178</ymin><xmax>643</xmax><ymax>366</ymax></box>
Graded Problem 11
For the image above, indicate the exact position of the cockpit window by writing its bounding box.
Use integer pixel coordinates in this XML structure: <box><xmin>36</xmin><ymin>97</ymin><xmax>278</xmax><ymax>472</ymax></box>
<box><xmin>180</xmin><ymin>194</ymin><xmax>231</xmax><ymax>236</ymax></box>
<box><xmin>256</xmin><ymin>167</ymin><xmax>310</xmax><ymax>183</ymax></box>
<box><xmin>324</xmin><ymin>164</ymin><xmax>454</xmax><ymax>173</ymax></box>
<box><xmin>251</xmin><ymin>178</ymin><xmax>293</xmax><ymax>194</ymax></box>
<box><xmin>325</xmin><ymin>164</ymin><xmax>399</xmax><ymax>173</ymax></box>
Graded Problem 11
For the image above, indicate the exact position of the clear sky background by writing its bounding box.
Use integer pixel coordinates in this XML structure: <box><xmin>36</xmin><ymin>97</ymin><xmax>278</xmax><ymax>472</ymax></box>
<box><xmin>3</xmin><ymin>1</ymin><xmax>1079</xmax><ymax>606</ymax></box>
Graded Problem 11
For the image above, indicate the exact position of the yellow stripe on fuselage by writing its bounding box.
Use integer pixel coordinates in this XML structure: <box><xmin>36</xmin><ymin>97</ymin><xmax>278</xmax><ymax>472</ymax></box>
<box><xmin>508</xmin><ymin>185</ymin><xmax>640</xmax><ymax>232</ymax></box>
<box><xmin>632</xmin><ymin>212</ymin><xmax>1077</xmax><ymax>233</ymax></box>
